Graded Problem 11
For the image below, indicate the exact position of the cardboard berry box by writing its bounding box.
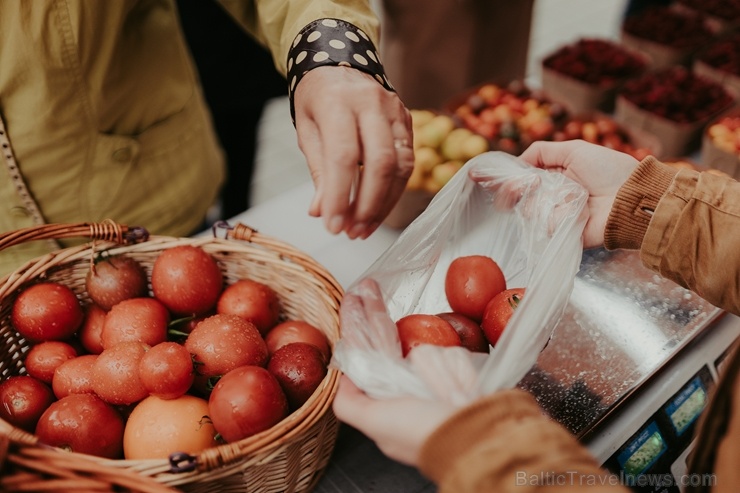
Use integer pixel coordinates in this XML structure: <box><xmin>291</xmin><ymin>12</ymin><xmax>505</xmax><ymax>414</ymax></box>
<box><xmin>693</xmin><ymin>31</ymin><xmax>740</xmax><ymax>101</ymax></box>
<box><xmin>619</xmin><ymin>5</ymin><xmax>716</xmax><ymax>70</ymax></box>
<box><xmin>614</xmin><ymin>66</ymin><xmax>735</xmax><ymax>158</ymax></box>
<box><xmin>541</xmin><ymin>38</ymin><xmax>649</xmax><ymax>114</ymax></box>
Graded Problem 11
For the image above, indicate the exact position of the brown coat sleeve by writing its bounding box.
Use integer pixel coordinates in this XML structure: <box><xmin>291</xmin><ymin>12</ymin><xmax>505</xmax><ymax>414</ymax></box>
<box><xmin>606</xmin><ymin>156</ymin><xmax>740</xmax><ymax>314</ymax></box>
<box><xmin>418</xmin><ymin>389</ymin><xmax>631</xmax><ymax>493</ymax></box>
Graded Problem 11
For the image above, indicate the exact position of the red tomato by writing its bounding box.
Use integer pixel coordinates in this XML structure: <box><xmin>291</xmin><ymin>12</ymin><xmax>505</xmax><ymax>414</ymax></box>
<box><xmin>91</xmin><ymin>342</ymin><xmax>150</xmax><ymax>405</ymax></box>
<box><xmin>24</xmin><ymin>341</ymin><xmax>78</xmax><ymax>384</ymax></box>
<box><xmin>396</xmin><ymin>314</ymin><xmax>461</xmax><ymax>357</ymax></box>
<box><xmin>264</xmin><ymin>320</ymin><xmax>331</xmax><ymax>361</ymax></box>
<box><xmin>208</xmin><ymin>365</ymin><xmax>288</xmax><ymax>442</ymax></box>
<box><xmin>217</xmin><ymin>279</ymin><xmax>280</xmax><ymax>335</ymax></box>
<box><xmin>52</xmin><ymin>354</ymin><xmax>98</xmax><ymax>399</ymax></box>
<box><xmin>480</xmin><ymin>288</ymin><xmax>526</xmax><ymax>347</ymax></box>
<box><xmin>85</xmin><ymin>255</ymin><xmax>148</xmax><ymax>310</ymax></box>
<box><xmin>185</xmin><ymin>314</ymin><xmax>268</xmax><ymax>378</ymax></box>
<box><xmin>35</xmin><ymin>393</ymin><xmax>124</xmax><ymax>459</ymax></box>
<box><xmin>0</xmin><ymin>375</ymin><xmax>55</xmax><ymax>432</ymax></box>
<box><xmin>138</xmin><ymin>342</ymin><xmax>195</xmax><ymax>400</ymax></box>
<box><xmin>436</xmin><ymin>312</ymin><xmax>490</xmax><ymax>354</ymax></box>
<box><xmin>267</xmin><ymin>342</ymin><xmax>328</xmax><ymax>410</ymax></box>
<box><xmin>11</xmin><ymin>282</ymin><xmax>84</xmax><ymax>342</ymax></box>
<box><xmin>78</xmin><ymin>303</ymin><xmax>107</xmax><ymax>354</ymax></box>
<box><xmin>444</xmin><ymin>255</ymin><xmax>506</xmax><ymax>322</ymax></box>
<box><xmin>101</xmin><ymin>297</ymin><xmax>170</xmax><ymax>349</ymax></box>
<box><xmin>151</xmin><ymin>245</ymin><xmax>223</xmax><ymax>316</ymax></box>
<box><xmin>123</xmin><ymin>394</ymin><xmax>219</xmax><ymax>460</ymax></box>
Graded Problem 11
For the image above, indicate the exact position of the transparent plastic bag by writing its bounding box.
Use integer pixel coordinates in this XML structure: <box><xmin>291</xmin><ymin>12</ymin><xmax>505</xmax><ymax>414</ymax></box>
<box><xmin>332</xmin><ymin>151</ymin><xmax>589</xmax><ymax>407</ymax></box>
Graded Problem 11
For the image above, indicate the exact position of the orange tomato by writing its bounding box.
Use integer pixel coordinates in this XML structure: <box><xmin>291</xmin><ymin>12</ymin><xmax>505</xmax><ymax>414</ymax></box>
<box><xmin>123</xmin><ymin>394</ymin><xmax>219</xmax><ymax>459</ymax></box>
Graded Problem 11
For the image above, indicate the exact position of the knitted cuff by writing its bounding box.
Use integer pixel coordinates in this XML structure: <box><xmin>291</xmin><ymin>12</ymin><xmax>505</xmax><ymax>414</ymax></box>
<box><xmin>604</xmin><ymin>156</ymin><xmax>678</xmax><ymax>251</ymax></box>
<box><xmin>286</xmin><ymin>18</ymin><xmax>395</xmax><ymax>124</ymax></box>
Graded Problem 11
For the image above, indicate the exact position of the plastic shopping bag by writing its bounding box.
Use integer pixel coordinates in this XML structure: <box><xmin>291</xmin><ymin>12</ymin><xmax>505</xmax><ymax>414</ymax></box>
<box><xmin>332</xmin><ymin>151</ymin><xmax>589</xmax><ymax>407</ymax></box>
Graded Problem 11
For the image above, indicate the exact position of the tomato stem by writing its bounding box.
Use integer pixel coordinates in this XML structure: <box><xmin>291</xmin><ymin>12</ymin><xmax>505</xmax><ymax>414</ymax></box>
<box><xmin>168</xmin><ymin>328</ymin><xmax>191</xmax><ymax>339</ymax></box>
<box><xmin>508</xmin><ymin>294</ymin><xmax>523</xmax><ymax>310</ymax></box>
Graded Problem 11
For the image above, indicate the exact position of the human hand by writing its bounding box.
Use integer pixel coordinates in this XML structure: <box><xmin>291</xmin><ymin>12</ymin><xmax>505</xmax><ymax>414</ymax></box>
<box><xmin>293</xmin><ymin>66</ymin><xmax>414</xmax><ymax>239</ymax></box>
<box><xmin>518</xmin><ymin>140</ymin><xmax>639</xmax><ymax>248</ymax></box>
<box><xmin>333</xmin><ymin>374</ymin><xmax>457</xmax><ymax>466</ymax></box>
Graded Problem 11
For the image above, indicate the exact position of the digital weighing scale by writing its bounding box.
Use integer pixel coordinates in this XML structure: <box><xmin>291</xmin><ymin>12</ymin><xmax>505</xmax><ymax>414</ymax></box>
<box><xmin>518</xmin><ymin>248</ymin><xmax>739</xmax><ymax>493</ymax></box>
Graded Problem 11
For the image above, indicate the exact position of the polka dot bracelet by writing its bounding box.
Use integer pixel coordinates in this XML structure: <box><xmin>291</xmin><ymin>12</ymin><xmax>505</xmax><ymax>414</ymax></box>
<box><xmin>286</xmin><ymin>18</ymin><xmax>395</xmax><ymax>123</ymax></box>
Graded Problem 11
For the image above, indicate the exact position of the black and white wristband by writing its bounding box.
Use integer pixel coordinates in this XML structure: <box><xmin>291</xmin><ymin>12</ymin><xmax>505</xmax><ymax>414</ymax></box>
<box><xmin>286</xmin><ymin>18</ymin><xmax>395</xmax><ymax>124</ymax></box>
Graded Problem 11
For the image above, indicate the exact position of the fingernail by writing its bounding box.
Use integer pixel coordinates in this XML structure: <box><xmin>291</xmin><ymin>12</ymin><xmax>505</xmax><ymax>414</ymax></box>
<box><xmin>361</xmin><ymin>222</ymin><xmax>380</xmax><ymax>239</ymax></box>
<box><xmin>327</xmin><ymin>215</ymin><xmax>344</xmax><ymax>234</ymax></box>
<box><xmin>348</xmin><ymin>223</ymin><xmax>367</xmax><ymax>239</ymax></box>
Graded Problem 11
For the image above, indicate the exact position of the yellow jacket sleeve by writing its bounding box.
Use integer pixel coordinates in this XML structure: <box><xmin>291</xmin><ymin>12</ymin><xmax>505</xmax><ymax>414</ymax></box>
<box><xmin>216</xmin><ymin>0</ymin><xmax>381</xmax><ymax>75</ymax></box>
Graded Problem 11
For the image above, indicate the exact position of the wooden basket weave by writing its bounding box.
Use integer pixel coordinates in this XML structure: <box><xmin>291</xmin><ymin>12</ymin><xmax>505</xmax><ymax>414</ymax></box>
<box><xmin>0</xmin><ymin>221</ymin><xmax>343</xmax><ymax>493</ymax></box>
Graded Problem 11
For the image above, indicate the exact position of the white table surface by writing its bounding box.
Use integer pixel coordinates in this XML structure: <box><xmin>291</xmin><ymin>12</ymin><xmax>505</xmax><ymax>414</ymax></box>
<box><xmin>224</xmin><ymin>181</ymin><xmax>401</xmax><ymax>289</ymax></box>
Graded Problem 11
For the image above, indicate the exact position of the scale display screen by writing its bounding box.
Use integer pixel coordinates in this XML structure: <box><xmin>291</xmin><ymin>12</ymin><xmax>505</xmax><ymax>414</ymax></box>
<box><xmin>664</xmin><ymin>375</ymin><xmax>707</xmax><ymax>436</ymax></box>
<box><xmin>617</xmin><ymin>421</ymin><xmax>667</xmax><ymax>476</ymax></box>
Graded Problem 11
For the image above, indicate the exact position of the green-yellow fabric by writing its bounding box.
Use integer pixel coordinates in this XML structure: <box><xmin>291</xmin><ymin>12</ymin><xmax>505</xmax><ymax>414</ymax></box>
<box><xmin>0</xmin><ymin>0</ymin><xmax>379</xmax><ymax>277</ymax></box>
<box><xmin>217</xmin><ymin>0</ymin><xmax>381</xmax><ymax>75</ymax></box>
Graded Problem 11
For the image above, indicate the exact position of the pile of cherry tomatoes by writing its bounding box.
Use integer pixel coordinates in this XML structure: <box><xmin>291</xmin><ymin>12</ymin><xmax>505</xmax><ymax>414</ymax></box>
<box><xmin>0</xmin><ymin>245</ymin><xmax>331</xmax><ymax>460</ymax></box>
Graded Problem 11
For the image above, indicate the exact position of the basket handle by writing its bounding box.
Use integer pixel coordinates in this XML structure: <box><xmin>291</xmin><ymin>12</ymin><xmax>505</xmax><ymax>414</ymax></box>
<box><xmin>0</xmin><ymin>220</ymin><xmax>149</xmax><ymax>253</ymax></box>
<box><xmin>213</xmin><ymin>220</ymin><xmax>343</xmax><ymax>295</ymax></box>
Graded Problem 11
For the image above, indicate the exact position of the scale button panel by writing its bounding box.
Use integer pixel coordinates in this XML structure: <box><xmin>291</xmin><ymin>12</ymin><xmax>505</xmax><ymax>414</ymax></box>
<box><xmin>603</xmin><ymin>366</ymin><xmax>714</xmax><ymax>492</ymax></box>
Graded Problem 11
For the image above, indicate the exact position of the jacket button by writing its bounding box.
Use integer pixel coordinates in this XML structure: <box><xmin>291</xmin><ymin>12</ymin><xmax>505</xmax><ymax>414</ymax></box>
<box><xmin>10</xmin><ymin>206</ymin><xmax>30</xmax><ymax>218</ymax></box>
<box><xmin>112</xmin><ymin>147</ymin><xmax>133</xmax><ymax>162</ymax></box>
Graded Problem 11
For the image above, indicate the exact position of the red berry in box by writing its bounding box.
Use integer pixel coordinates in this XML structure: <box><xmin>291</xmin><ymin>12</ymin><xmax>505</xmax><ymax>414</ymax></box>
<box><xmin>619</xmin><ymin>67</ymin><xmax>733</xmax><ymax>123</ymax></box>
<box><xmin>698</xmin><ymin>32</ymin><xmax>740</xmax><ymax>77</ymax></box>
<box><xmin>622</xmin><ymin>6</ymin><xmax>713</xmax><ymax>50</ymax></box>
<box><xmin>543</xmin><ymin>38</ymin><xmax>646</xmax><ymax>86</ymax></box>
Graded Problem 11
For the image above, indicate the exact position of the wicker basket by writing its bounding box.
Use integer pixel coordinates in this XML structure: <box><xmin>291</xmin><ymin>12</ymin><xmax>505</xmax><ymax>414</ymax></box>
<box><xmin>0</xmin><ymin>221</ymin><xmax>343</xmax><ymax>493</ymax></box>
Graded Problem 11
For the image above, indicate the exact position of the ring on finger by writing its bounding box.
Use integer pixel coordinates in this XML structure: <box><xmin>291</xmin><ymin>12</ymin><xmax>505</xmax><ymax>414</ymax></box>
<box><xmin>393</xmin><ymin>138</ymin><xmax>411</xmax><ymax>150</ymax></box>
